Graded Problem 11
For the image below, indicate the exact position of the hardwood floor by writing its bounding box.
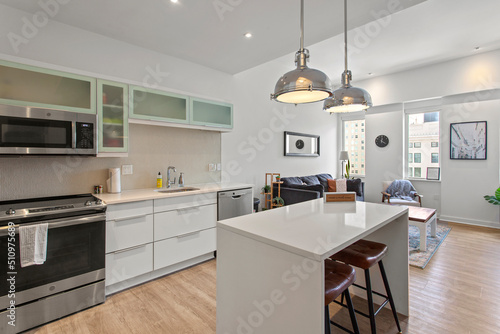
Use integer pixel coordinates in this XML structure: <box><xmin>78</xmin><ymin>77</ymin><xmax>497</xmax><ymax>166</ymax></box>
<box><xmin>27</xmin><ymin>222</ymin><xmax>500</xmax><ymax>334</ymax></box>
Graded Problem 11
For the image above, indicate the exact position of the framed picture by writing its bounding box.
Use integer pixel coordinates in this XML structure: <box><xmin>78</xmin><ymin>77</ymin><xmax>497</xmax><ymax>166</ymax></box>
<box><xmin>284</xmin><ymin>131</ymin><xmax>320</xmax><ymax>157</ymax></box>
<box><xmin>450</xmin><ymin>121</ymin><xmax>487</xmax><ymax>160</ymax></box>
<box><xmin>426</xmin><ymin>167</ymin><xmax>440</xmax><ymax>180</ymax></box>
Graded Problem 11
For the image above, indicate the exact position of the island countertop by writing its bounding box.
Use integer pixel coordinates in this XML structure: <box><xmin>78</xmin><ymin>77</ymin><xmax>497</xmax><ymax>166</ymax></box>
<box><xmin>217</xmin><ymin>200</ymin><xmax>408</xmax><ymax>261</ymax></box>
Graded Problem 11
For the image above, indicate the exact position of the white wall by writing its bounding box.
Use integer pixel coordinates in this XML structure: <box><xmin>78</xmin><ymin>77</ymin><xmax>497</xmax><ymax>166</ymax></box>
<box><xmin>356</xmin><ymin>49</ymin><xmax>500</xmax><ymax>228</ymax></box>
<box><xmin>222</xmin><ymin>60</ymin><xmax>338</xmax><ymax>201</ymax></box>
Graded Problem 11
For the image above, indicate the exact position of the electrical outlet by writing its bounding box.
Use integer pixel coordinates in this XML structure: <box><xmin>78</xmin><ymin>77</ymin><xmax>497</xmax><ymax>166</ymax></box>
<box><xmin>208</xmin><ymin>163</ymin><xmax>216</xmax><ymax>172</ymax></box>
<box><xmin>122</xmin><ymin>164</ymin><xmax>133</xmax><ymax>175</ymax></box>
<box><xmin>216</xmin><ymin>163</ymin><xmax>221</xmax><ymax>171</ymax></box>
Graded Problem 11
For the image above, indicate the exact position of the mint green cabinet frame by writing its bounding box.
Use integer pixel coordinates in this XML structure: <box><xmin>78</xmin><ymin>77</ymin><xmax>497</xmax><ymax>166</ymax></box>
<box><xmin>190</xmin><ymin>97</ymin><xmax>233</xmax><ymax>129</ymax></box>
<box><xmin>97</xmin><ymin>80</ymin><xmax>129</xmax><ymax>153</ymax></box>
<box><xmin>0</xmin><ymin>59</ymin><xmax>96</xmax><ymax>114</ymax></box>
<box><xmin>129</xmin><ymin>85</ymin><xmax>189</xmax><ymax>124</ymax></box>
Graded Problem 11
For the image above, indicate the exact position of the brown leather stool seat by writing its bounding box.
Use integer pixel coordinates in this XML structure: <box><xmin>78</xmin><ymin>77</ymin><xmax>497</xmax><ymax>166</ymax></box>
<box><xmin>330</xmin><ymin>239</ymin><xmax>402</xmax><ymax>334</ymax></box>
<box><xmin>330</xmin><ymin>239</ymin><xmax>387</xmax><ymax>270</ymax></box>
<box><xmin>324</xmin><ymin>260</ymin><xmax>359</xmax><ymax>334</ymax></box>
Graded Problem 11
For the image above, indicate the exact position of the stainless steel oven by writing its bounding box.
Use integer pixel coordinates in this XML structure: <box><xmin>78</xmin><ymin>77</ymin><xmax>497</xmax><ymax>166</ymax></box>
<box><xmin>0</xmin><ymin>104</ymin><xmax>96</xmax><ymax>156</ymax></box>
<box><xmin>0</xmin><ymin>194</ymin><xmax>106</xmax><ymax>333</ymax></box>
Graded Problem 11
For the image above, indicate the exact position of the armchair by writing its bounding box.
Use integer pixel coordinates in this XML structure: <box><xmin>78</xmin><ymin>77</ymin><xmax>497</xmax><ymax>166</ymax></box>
<box><xmin>382</xmin><ymin>180</ymin><xmax>422</xmax><ymax>207</ymax></box>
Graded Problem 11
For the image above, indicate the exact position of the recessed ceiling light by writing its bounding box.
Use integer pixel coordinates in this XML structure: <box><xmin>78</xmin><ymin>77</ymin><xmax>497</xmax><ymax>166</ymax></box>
<box><xmin>244</xmin><ymin>32</ymin><xmax>252</xmax><ymax>38</ymax></box>
<box><xmin>170</xmin><ymin>0</ymin><xmax>179</xmax><ymax>3</ymax></box>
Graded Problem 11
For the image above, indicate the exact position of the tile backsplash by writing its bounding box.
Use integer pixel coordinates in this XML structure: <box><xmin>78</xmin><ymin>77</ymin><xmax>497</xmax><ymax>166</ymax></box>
<box><xmin>0</xmin><ymin>124</ymin><xmax>221</xmax><ymax>200</ymax></box>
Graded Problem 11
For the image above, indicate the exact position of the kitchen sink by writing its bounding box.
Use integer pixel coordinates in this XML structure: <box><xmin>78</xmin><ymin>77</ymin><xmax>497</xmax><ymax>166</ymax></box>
<box><xmin>155</xmin><ymin>187</ymin><xmax>200</xmax><ymax>193</ymax></box>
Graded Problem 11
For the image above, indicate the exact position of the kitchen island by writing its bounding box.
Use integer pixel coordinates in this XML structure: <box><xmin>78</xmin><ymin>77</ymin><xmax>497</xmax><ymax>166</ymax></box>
<box><xmin>216</xmin><ymin>200</ymin><xmax>408</xmax><ymax>334</ymax></box>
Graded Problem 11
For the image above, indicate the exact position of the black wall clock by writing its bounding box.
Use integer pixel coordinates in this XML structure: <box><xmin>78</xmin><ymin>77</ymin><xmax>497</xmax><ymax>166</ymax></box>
<box><xmin>295</xmin><ymin>139</ymin><xmax>304</xmax><ymax>149</ymax></box>
<box><xmin>375</xmin><ymin>135</ymin><xmax>389</xmax><ymax>148</ymax></box>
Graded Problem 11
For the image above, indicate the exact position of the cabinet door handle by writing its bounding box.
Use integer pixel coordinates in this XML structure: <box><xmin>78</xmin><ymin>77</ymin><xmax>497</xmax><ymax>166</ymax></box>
<box><xmin>176</xmin><ymin>231</ymin><xmax>200</xmax><ymax>239</ymax></box>
<box><xmin>113</xmin><ymin>214</ymin><xmax>148</xmax><ymax>222</ymax></box>
<box><xmin>176</xmin><ymin>207</ymin><xmax>200</xmax><ymax>213</ymax></box>
<box><xmin>113</xmin><ymin>244</ymin><xmax>147</xmax><ymax>254</ymax></box>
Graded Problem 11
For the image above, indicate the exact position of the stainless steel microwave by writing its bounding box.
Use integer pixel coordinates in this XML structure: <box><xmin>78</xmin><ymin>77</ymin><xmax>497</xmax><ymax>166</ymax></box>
<box><xmin>0</xmin><ymin>104</ymin><xmax>97</xmax><ymax>156</ymax></box>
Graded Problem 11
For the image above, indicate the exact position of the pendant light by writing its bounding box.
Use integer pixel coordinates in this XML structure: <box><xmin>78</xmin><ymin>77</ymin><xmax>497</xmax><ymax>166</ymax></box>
<box><xmin>323</xmin><ymin>0</ymin><xmax>372</xmax><ymax>113</ymax></box>
<box><xmin>271</xmin><ymin>0</ymin><xmax>332</xmax><ymax>104</ymax></box>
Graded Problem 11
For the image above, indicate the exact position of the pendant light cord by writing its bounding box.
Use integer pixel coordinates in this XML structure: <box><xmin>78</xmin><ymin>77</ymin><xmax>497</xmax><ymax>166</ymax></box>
<box><xmin>300</xmin><ymin>0</ymin><xmax>304</xmax><ymax>52</ymax></box>
<box><xmin>344</xmin><ymin>0</ymin><xmax>348</xmax><ymax>72</ymax></box>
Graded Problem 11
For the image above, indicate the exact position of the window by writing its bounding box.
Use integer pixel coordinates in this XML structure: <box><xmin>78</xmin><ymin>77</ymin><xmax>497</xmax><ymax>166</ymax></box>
<box><xmin>343</xmin><ymin>119</ymin><xmax>365</xmax><ymax>176</ymax></box>
<box><xmin>406</xmin><ymin>111</ymin><xmax>440</xmax><ymax>179</ymax></box>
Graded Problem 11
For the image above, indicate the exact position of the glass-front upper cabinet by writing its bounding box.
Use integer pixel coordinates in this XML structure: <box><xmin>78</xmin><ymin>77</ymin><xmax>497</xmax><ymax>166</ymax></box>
<box><xmin>190</xmin><ymin>97</ymin><xmax>233</xmax><ymax>129</ymax></box>
<box><xmin>97</xmin><ymin>80</ymin><xmax>128</xmax><ymax>153</ymax></box>
<box><xmin>0</xmin><ymin>60</ymin><xmax>96</xmax><ymax>114</ymax></box>
<box><xmin>129</xmin><ymin>85</ymin><xmax>189</xmax><ymax>124</ymax></box>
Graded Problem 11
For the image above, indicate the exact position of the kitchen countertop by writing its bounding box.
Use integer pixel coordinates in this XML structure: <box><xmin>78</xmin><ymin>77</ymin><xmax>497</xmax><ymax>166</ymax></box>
<box><xmin>95</xmin><ymin>182</ymin><xmax>254</xmax><ymax>204</ymax></box>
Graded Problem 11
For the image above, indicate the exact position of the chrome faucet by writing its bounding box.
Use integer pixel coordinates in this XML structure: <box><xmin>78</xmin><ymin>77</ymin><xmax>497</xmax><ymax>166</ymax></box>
<box><xmin>167</xmin><ymin>166</ymin><xmax>176</xmax><ymax>188</ymax></box>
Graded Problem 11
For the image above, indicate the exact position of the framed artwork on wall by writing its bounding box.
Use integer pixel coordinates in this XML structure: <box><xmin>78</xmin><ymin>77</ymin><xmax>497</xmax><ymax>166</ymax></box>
<box><xmin>284</xmin><ymin>131</ymin><xmax>320</xmax><ymax>157</ymax></box>
<box><xmin>450</xmin><ymin>121</ymin><xmax>487</xmax><ymax>160</ymax></box>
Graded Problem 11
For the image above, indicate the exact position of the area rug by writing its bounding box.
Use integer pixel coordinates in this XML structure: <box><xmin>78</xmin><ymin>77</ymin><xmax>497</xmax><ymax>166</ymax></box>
<box><xmin>409</xmin><ymin>223</ymin><xmax>451</xmax><ymax>269</ymax></box>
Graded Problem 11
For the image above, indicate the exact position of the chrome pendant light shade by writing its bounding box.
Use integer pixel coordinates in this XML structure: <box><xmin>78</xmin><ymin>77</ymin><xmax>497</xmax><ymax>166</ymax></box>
<box><xmin>271</xmin><ymin>0</ymin><xmax>332</xmax><ymax>104</ymax></box>
<box><xmin>324</xmin><ymin>0</ymin><xmax>372</xmax><ymax>113</ymax></box>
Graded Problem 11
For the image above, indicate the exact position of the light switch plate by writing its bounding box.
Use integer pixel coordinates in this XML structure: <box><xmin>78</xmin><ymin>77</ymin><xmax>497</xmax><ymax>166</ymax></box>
<box><xmin>216</xmin><ymin>163</ymin><xmax>221</xmax><ymax>171</ymax></box>
<box><xmin>122</xmin><ymin>164</ymin><xmax>133</xmax><ymax>175</ymax></box>
<box><xmin>208</xmin><ymin>163</ymin><xmax>216</xmax><ymax>172</ymax></box>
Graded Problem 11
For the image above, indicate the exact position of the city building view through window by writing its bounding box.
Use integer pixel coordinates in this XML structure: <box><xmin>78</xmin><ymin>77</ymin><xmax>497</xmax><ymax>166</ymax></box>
<box><xmin>343</xmin><ymin>119</ymin><xmax>365</xmax><ymax>176</ymax></box>
<box><xmin>407</xmin><ymin>111</ymin><xmax>440</xmax><ymax>179</ymax></box>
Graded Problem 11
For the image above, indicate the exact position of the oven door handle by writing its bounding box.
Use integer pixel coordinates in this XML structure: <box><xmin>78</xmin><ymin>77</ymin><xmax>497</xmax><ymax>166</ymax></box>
<box><xmin>0</xmin><ymin>213</ymin><xmax>105</xmax><ymax>236</ymax></box>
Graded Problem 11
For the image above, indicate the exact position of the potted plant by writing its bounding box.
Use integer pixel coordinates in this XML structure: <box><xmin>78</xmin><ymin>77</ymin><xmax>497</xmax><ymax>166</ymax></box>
<box><xmin>275</xmin><ymin>175</ymin><xmax>281</xmax><ymax>182</ymax></box>
<box><xmin>484</xmin><ymin>187</ymin><xmax>500</xmax><ymax>205</ymax></box>
<box><xmin>261</xmin><ymin>185</ymin><xmax>271</xmax><ymax>194</ymax></box>
<box><xmin>344</xmin><ymin>160</ymin><xmax>351</xmax><ymax>179</ymax></box>
<box><xmin>272</xmin><ymin>196</ymin><xmax>284</xmax><ymax>207</ymax></box>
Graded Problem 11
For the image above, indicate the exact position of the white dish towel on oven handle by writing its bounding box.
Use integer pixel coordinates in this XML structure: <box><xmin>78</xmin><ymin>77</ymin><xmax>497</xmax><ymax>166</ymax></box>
<box><xmin>19</xmin><ymin>223</ymin><xmax>48</xmax><ymax>267</ymax></box>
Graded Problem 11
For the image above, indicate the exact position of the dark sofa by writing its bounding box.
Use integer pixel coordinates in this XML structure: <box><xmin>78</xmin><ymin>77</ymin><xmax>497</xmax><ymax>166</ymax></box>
<box><xmin>273</xmin><ymin>173</ymin><xmax>364</xmax><ymax>206</ymax></box>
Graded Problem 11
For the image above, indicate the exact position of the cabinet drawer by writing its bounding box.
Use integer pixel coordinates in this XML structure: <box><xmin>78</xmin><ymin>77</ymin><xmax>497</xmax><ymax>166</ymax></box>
<box><xmin>153</xmin><ymin>228</ymin><xmax>216</xmax><ymax>270</ymax></box>
<box><xmin>154</xmin><ymin>192</ymin><xmax>216</xmax><ymax>213</ymax></box>
<box><xmin>106</xmin><ymin>243</ymin><xmax>153</xmax><ymax>286</ymax></box>
<box><xmin>107</xmin><ymin>200</ymin><xmax>153</xmax><ymax>220</ymax></box>
<box><xmin>154</xmin><ymin>204</ymin><xmax>216</xmax><ymax>241</ymax></box>
<box><xmin>106</xmin><ymin>214</ymin><xmax>153</xmax><ymax>253</ymax></box>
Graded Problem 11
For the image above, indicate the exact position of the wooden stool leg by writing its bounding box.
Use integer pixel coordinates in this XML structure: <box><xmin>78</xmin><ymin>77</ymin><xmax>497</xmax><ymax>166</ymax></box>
<box><xmin>325</xmin><ymin>305</ymin><xmax>332</xmax><ymax>334</ymax></box>
<box><xmin>379</xmin><ymin>261</ymin><xmax>402</xmax><ymax>333</ymax></box>
<box><xmin>344</xmin><ymin>290</ymin><xmax>360</xmax><ymax>334</ymax></box>
<box><xmin>364</xmin><ymin>269</ymin><xmax>377</xmax><ymax>334</ymax></box>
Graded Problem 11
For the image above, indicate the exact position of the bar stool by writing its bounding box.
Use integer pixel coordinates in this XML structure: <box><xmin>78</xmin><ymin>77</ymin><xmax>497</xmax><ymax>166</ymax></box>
<box><xmin>324</xmin><ymin>260</ymin><xmax>360</xmax><ymax>334</ymax></box>
<box><xmin>329</xmin><ymin>239</ymin><xmax>402</xmax><ymax>334</ymax></box>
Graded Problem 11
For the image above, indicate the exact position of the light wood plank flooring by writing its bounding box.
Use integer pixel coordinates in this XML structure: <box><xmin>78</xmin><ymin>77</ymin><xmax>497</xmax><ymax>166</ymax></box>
<box><xmin>27</xmin><ymin>222</ymin><xmax>500</xmax><ymax>334</ymax></box>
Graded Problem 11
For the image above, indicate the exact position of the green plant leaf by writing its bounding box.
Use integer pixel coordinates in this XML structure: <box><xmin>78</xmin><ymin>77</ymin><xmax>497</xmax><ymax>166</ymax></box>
<box><xmin>495</xmin><ymin>187</ymin><xmax>500</xmax><ymax>200</ymax></box>
<box><xmin>484</xmin><ymin>195</ymin><xmax>500</xmax><ymax>205</ymax></box>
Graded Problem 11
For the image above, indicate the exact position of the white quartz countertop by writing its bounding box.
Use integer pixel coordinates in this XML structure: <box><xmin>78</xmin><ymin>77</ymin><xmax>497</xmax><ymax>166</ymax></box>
<box><xmin>217</xmin><ymin>200</ymin><xmax>408</xmax><ymax>260</ymax></box>
<box><xmin>96</xmin><ymin>182</ymin><xmax>254</xmax><ymax>204</ymax></box>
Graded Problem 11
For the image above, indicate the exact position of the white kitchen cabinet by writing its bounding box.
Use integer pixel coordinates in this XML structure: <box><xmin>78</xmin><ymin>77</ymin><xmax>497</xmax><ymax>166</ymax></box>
<box><xmin>154</xmin><ymin>192</ymin><xmax>216</xmax><ymax>212</ymax></box>
<box><xmin>154</xmin><ymin>228</ymin><xmax>216</xmax><ymax>270</ymax></box>
<box><xmin>154</xmin><ymin>204</ymin><xmax>216</xmax><ymax>241</ymax></box>
<box><xmin>190</xmin><ymin>97</ymin><xmax>233</xmax><ymax>129</ymax></box>
<box><xmin>106</xmin><ymin>243</ymin><xmax>153</xmax><ymax>286</ymax></box>
<box><xmin>105</xmin><ymin>200</ymin><xmax>154</xmax><ymax>286</ymax></box>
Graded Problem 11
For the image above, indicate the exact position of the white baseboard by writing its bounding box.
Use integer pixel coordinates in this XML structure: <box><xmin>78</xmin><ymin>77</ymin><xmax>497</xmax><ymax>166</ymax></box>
<box><xmin>439</xmin><ymin>215</ymin><xmax>500</xmax><ymax>229</ymax></box>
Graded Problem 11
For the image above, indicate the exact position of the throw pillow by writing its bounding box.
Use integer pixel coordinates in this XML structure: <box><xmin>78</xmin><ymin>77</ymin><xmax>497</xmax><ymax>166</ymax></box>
<box><xmin>282</xmin><ymin>177</ymin><xmax>303</xmax><ymax>187</ymax></box>
<box><xmin>300</xmin><ymin>175</ymin><xmax>321</xmax><ymax>185</ymax></box>
<box><xmin>316</xmin><ymin>174</ymin><xmax>333</xmax><ymax>191</ymax></box>
<box><xmin>336</xmin><ymin>179</ymin><xmax>347</xmax><ymax>192</ymax></box>
<box><xmin>346</xmin><ymin>178</ymin><xmax>363</xmax><ymax>197</ymax></box>
<box><xmin>327</xmin><ymin>179</ymin><xmax>337</xmax><ymax>192</ymax></box>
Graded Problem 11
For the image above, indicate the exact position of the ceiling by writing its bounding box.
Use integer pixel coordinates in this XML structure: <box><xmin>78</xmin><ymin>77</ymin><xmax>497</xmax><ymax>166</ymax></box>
<box><xmin>1</xmin><ymin>0</ymin><xmax>500</xmax><ymax>79</ymax></box>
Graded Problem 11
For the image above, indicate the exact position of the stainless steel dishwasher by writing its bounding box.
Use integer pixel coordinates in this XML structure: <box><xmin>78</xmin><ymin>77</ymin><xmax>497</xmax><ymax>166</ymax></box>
<box><xmin>217</xmin><ymin>188</ymin><xmax>253</xmax><ymax>220</ymax></box>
